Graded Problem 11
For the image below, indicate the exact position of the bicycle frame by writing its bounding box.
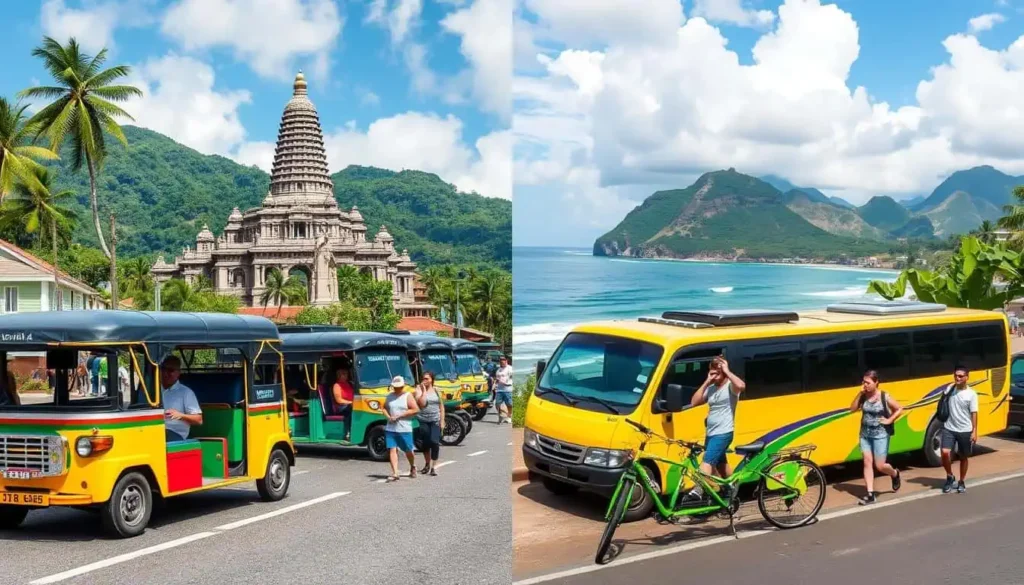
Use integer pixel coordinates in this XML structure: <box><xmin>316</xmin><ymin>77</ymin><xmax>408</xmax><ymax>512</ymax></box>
<box><xmin>605</xmin><ymin>446</ymin><xmax>813</xmax><ymax>522</ymax></box>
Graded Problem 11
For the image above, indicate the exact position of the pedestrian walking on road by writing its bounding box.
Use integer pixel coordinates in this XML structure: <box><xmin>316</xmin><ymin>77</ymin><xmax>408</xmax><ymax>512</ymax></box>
<box><xmin>384</xmin><ymin>375</ymin><xmax>420</xmax><ymax>482</ymax></box>
<box><xmin>851</xmin><ymin>370</ymin><xmax>903</xmax><ymax>505</ymax></box>
<box><xmin>940</xmin><ymin>365</ymin><xmax>978</xmax><ymax>494</ymax></box>
<box><xmin>414</xmin><ymin>371</ymin><xmax>445</xmax><ymax>476</ymax></box>
<box><xmin>493</xmin><ymin>355</ymin><xmax>514</xmax><ymax>424</ymax></box>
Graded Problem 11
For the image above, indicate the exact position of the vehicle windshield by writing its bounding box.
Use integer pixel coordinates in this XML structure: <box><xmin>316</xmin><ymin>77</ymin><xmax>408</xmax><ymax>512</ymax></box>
<box><xmin>536</xmin><ymin>332</ymin><xmax>664</xmax><ymax>415</ymax></box>
<box><xmin>421</xmin><ymin>351</ymin><xmax>458</xmax><ymax>381</ymax></box>
<box><xmin>0</xmin><ymin>347</ymin><xmax>136</xmax><ymax>410</ymax></box>
<box><xmin>454</xmin><ymin>351</ymin><xmax>482</xmax><ymax>376</ymax></box>
<box><xmin>1012</xmin><ymin>357</ymin><xmax>1024</xmax><ymax>396</ymax></box>
<box><xmin>355</xmin><ymin>350</ymin><xmax>414</xmax><ymax>388</ymax></box>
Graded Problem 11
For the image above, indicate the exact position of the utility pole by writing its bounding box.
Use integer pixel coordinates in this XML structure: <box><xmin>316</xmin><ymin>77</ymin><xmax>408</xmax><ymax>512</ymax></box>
<box><xmin>109</xmin><ymin>214</ymin><xmax>118</xmax><ymax>310</ymax></box>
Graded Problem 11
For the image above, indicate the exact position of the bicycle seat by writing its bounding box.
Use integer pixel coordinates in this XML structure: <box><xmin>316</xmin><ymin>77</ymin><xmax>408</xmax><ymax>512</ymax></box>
<box><xmin>733</xmin><ymin>441</ymin><xmax>765</xmax><ymax>456</ymax></box>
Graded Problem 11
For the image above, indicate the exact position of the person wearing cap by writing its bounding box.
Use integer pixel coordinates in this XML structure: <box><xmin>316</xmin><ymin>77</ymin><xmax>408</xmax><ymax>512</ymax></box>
<box><xmin>494</xmin><ymin>355</ymin><xmax>514</xmax><ymax>424</ymax></box>
<box><xmin>384</xmin><ymin>375</ymin><xmax>420</xmax><ymax>481</ymax></box>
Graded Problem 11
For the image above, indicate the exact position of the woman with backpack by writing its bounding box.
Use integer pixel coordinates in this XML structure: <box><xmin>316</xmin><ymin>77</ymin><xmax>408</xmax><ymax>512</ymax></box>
<box><xmin>850</xmin><ymin>370</ymin><xmax>904</xmax><ymax>505</ymax></box>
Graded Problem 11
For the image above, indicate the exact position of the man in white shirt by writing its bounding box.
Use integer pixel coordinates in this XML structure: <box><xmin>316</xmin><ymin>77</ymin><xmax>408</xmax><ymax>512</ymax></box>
<box><xmin>940</xmin><ymin>365</ymin><xmax>978</xmax><ymax>494</ymax></box>
<box><xmin>160</xmin><ymin>356</ymin><xmax>203</xmax><ymax>442</ymax></box>
<box><xmin>493</xmin><ymin>355</ymin><xmax>513</xmax><ymax>424</ymax></box>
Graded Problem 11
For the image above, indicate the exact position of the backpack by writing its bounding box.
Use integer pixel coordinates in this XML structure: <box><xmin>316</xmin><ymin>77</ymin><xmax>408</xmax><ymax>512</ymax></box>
<box><xmin>880</xmin><ymin>392</ymin><xmax>895</xmax><ymax>437</ymax></box>
<box><xmin>936</xmin><ymin>384</ymin><xmax>954</xmax><ymax>423</ymax></box>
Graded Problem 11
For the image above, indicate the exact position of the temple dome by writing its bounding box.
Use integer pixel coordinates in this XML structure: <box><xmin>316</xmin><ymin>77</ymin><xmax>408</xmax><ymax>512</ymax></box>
<box><xmin>196</xmin><ymin>224</ymin><xmax>215</xmax><ymax>242</ymax></box>
<box><xmin>227</xmin><ymin>207</ymin><xmax>243</xmax><ymax>222</ymax></box>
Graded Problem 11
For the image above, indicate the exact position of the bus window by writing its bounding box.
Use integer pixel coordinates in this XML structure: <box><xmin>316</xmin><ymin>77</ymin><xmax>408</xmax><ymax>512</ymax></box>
<box><xmin>956</xmin><ymin>323</ymin><xmax>1007</xmax><ymax>372</ymax></box>
<box><xmin>862</xmin><ymin>331</ymin><xmax>911</xmax><ymax>383</ymax></box>
<box><xmin>806</xmin><ymin>337</ymin><xmax>859</xmax><ymax>392</ymax></box>
<box><xmin>742</xmin><ymin>342</ymin><xmax>802</xmax><ymax>399</ymax></box>
<box><xmin>660</xmin><ymin>348</ymin><xmax>723</xmax><ymax>405</ymax></box>
<box><xmin>1011</xmin><ymin>357</ymin><xmax>1024</xmax><ymax>396</ymax></box>
<box><xmin>912</xmin><ymin>327</ymin><xmax>956</xmax><ymax>378</ymax></box>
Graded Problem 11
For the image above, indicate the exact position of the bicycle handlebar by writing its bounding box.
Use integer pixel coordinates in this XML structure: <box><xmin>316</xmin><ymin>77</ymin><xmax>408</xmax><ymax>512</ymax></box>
<box><xmin>624</xmin><ymin>419</ymin><xmax>703</xmax><ymax>452</ymax></box>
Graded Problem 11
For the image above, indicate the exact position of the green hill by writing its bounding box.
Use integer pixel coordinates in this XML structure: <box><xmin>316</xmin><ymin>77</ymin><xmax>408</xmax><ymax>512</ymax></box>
<box><xmin>890</xmin><ymin>216</ymin><xmax>935</xmax><ymax>239</ymax></box>
<box><xmin>783</xmin><ymin>190</ymin><xmax>885</xmax><ymax>239</ymax></box>
<box><xmin>594</xmin><ymin>170</ymin><xmax>888</xmax><ymax>260</ymax></box>
<box><xmin>46</xmin><ymin>126</ymin><xmax>510</xmax><ymax>269</ymax></box>
<box><xmin>918</xmin><ymin>165</ymin><xmax>1021</xmax><ymax>211</ymax></box>
<box><xmin>919</xmin><ymin>191</ymin><xmax>1002</xmax><ymax>237</ymax></box>
<box><xmin>857</xmin><ymin>196</ymin><xmax>912</xmax><ymax>232</ymax></box>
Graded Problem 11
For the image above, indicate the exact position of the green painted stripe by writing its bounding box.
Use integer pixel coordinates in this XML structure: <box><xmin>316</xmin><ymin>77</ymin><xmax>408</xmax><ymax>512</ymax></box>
<box><xmin>0</xmin><ymin>419</ymin><xmax>165</xmax><ymax>433</ymax></box>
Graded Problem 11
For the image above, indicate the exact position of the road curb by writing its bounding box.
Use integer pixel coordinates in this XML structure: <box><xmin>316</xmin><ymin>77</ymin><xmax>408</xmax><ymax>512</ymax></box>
<box><xmin>512</xmin><ymin>467</ymin><xmax>529</xmax><ymax>482</ymax></box>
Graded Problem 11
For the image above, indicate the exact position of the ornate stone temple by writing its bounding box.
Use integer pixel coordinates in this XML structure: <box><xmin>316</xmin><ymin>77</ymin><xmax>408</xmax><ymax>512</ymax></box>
<box><xmin>151</xmin><ymin>72</ymin><xmax>434</xmax><ymax>317</ymax></box>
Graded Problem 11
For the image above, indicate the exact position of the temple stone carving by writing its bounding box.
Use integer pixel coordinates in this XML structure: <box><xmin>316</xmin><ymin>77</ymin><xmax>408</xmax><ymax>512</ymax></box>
<box><xmin>152</xmin><ymin>72</ymin><xmax>432</xmax><ymax>316</ymax></box>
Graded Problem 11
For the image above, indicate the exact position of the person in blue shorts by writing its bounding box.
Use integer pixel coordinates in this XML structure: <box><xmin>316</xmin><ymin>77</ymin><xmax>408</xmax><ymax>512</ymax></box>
<box><xmin>683</xmin><ymin>355</ymin><xmax>745</xmax><ymax>502</ymax></box>
<box><xmin>383</xmin><ymin>375</ymin><xmax>420</xmax><ymax>482</ymax></box>
<box><xmin>493</xmin><ymin>355</ymin><xmax>514</xmax><ymax>424</ymax></box>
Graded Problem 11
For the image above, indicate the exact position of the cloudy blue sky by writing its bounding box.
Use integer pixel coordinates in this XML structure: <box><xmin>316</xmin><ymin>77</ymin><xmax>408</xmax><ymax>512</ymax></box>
<box><xmin>513</xmin><ymin>0</ymin><xmax>1024</xmax><ymax>246</ymax></box>
<box><xmin>0</xmin><ymin>0</ymin><xmax>510</xmax><ymax>199</ymax></box>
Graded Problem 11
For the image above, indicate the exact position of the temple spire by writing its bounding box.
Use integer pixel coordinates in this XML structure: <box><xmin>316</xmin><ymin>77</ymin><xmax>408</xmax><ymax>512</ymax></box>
<box><xmin>268</xmin><ymin>70</ymin><xmax>333</xmax><ymax>204</ymax></box>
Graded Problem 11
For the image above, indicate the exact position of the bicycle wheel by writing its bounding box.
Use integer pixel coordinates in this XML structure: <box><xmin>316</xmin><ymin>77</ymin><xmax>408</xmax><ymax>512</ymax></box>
<box><xmin>595</xmin><ymin>478</ymin><xmax>633</xmax><ymax>565</ymax></box>
<box><xmin>757</xmin><ymin>458</ymin><xmax>826</xmax><ymax>529</ymax></box>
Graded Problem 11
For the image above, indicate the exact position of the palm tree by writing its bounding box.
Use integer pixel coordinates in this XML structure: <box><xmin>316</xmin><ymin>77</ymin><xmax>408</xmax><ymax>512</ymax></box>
<box><xmin>160</xmin><ymin>279</ymin><xmax>198</xmax><ymax>312</ymax></box>
<box><xmin>0</xmin><ymin>166</ymin><xmax>76</xmax><ymax>309</ymax></box>
<box><xmin>0</xmin><ymin>97</ymin><xmax>57</xmax><ymax>200</ymax></box>
<box><xmin>119</xmin><ymin>256</ymin><xmax>153</xmax><ymax>305</ymax></box>
<box><xmin>336</xmin><ymin>265</ymin><xmax>361</xmax><ymax>301</ymax></box>
<box><xmin>260</xmin><ymin>268</ymin><xmax>306</xmax><ymax>316</ymax></box>
<box><xmin>999</xmin><ymin>185</ymin><xmax>1024</xmax><ymax>249</ymax></box>
<box><xmin>19</xmin><ymin>36</ymin><xmax>143</xmax><ymax>308</ymax></box>
<box><xmin>468</xmin><ymin>270</ymin><xmax>509</xmax><ymax>335</ymax></box>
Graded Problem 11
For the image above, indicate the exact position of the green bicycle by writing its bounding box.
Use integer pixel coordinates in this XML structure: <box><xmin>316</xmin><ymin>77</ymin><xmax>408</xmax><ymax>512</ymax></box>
<box><xmin>595</xmin><ymin>419</ymin><xmax>827</xmax><ymax>564</ymax></box>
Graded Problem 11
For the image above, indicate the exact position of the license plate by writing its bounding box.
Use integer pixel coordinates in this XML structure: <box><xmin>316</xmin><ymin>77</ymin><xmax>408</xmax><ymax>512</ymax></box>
<box><xmin>550</xmin><ymin>464</ymin><xmax>568</xmax><ymax>478</ymax></box>
<box><xmin>2</xmin><ymin>469</ymin><xmax>32</xmax><ymax>480</ymax></box>
<box><xmin>0</xmin><ymin>492</ymin><xmax>48</xmax><ymax>506</ymax></box>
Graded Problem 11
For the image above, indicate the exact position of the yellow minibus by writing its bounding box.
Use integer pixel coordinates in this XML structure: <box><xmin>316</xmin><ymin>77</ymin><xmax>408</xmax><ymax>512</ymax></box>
<box><xmin>523</xmin><ymin>300</ymin><xmax>1010</xmax><ymax>522</ymax></box>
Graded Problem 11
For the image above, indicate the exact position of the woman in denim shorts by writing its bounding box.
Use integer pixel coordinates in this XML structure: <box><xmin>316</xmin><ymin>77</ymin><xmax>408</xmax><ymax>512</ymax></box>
<box><xmin>681</xmin><ymin>356</ymin><xmax>746</xmax><ymax>503</ymax></box>
<box><xmin>851</xmin><ymin>370</ymin><xmax>903</xmax><ymax>505</ymax></box>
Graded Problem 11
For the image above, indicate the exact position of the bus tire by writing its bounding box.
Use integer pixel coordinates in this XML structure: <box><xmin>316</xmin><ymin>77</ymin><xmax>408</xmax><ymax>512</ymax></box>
<box><xmin>621</xmin><ymin>465</ymin><xmax>659</xmax><ymax>523</ymax></box>
<box><xmin>0</xmin><ymin>505</ymin><xmax>28</xmax><ymax>529</ymax></box>
<box><xmin>256</xmin><ymin>448</ymin><xmax>291</xmax><ymax>502</ymax></box>
<box><xmin>472</xmin><ymin>406</ymin><xmax>488</xmax><ymax>421</ymax></box>
<box><xmin>366</xmin><ymin>426</ymin><xmax>389</xmax><ymax>462</ymax></box>
<box><xmin>101</xmin><ymin>472</ymin><xmax>152</xmax><ymax>538</ymax></box>
<box><xmin>923</xmin><ymin>418</ymin><xmax>944</xmax><ymax>467</ymax></box>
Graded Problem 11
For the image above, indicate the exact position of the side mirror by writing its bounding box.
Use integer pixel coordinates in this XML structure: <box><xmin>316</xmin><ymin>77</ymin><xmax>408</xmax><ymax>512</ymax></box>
<box><xmin>662</xmin><ymin>384</ymin><xmax>686</xmax><ymax>413</ymax></box>
<box><xmin>535</xmin><ymin>360</ymin><xmax>546</xmax><ymax>381</ymax></box>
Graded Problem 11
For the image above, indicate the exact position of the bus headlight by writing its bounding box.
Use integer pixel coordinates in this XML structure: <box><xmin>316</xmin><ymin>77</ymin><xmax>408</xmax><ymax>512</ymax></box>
<box><xmin>584</xmin><ymin>448</ymin><xmax>628</xmax><ymax>468</ymax></box>
<box><xmin>523</xmin><ymin>428</ymin><xmax>538</xmax><ymax>449</ymax></box>
<box><xmin>76</xmin><ymin>436</ymin><xmax>114</xmax><ymax>457</ymax></box>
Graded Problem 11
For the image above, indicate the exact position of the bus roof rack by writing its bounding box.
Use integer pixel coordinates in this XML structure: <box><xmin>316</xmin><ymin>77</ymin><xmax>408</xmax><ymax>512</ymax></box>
<box><xmin>826</xmin><ymin>299</ymin><xmax>947</xmax><ymax>315</ymax></box>
<box><xmin>639</xmin><ymin>317</ymin><xmax>713</xmax><ymax>329</ymax></box>
<box><xmin>656</xmin><ymin>309</ymin><xmax>800</xmax><ymax>327</ymax></box>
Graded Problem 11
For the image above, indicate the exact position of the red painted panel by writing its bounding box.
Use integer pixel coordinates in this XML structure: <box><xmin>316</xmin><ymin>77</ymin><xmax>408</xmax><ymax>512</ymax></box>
<box><xmin>167</xmin><ymin>448</ymin><xmax>203</xmax><ymax>492</ymax></box>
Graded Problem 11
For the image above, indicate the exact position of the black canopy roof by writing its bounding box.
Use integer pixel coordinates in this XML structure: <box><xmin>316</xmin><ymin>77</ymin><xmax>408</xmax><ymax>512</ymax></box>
<box><xmin>268</xmin><ymin>330</ymin><xmax>409</xmax><ymax>360</ymax></box>
<box><xmin>0</xmin><ymin>310</ymin><xmax>279</xmax><ymax>347</ymax></box>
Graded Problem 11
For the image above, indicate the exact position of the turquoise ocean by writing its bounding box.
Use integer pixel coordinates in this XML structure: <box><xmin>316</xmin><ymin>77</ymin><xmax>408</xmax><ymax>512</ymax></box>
<box><xmin>511</xmin><ymin>247</ymin><xmax>901</xmax><ymax>382</ymax></box>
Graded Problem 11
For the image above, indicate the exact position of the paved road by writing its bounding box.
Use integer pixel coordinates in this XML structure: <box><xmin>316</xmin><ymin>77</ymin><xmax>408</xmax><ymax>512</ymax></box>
<box><xmin>1</xmin><ymin>413</ymin><xmax>512</xmax><ymax>585</ymax></box>
<box><xmin>523</xmin><ymin>473</ymin><xmax>1024</xmax><ymax>585</ymax></box>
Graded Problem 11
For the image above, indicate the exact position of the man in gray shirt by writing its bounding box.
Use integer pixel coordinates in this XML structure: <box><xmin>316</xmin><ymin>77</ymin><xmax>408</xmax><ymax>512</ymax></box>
<box><xmin>160</xmin><ymin>356</ymin><xmax>203</xmax><ymax>442</ymax></box>
<box><xmin>940</xmin><ymin>365</ymin><xmax>978</xmax><ymax>494</ymax></box>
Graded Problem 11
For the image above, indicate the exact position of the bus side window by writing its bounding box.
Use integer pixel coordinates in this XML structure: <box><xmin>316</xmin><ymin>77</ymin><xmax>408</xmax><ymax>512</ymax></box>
<box><xmin>659</xmin><ymin>348</ymin><xmax>723</xmax><ymax>407</ymax></box>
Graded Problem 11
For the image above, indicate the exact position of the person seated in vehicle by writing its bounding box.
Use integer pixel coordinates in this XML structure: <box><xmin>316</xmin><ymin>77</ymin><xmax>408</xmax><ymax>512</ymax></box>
<box><xmin>1</xmin><ymin>367</ymin><xmax>19</xmax><ymax>406</ymax></box>
<box><xmin>331</xmin><ymin>365</ymin><xmax>355</xmax><ymax>440</ymax></box>
<box><xmin>160</xmin><ymin>356</ymin><xmax>203</xmax><ymax>442</ymax></box>
<box><xmin>286</xmin><ymin>387</ymin><xmax>309</xmax><ymax>413</ymax></box>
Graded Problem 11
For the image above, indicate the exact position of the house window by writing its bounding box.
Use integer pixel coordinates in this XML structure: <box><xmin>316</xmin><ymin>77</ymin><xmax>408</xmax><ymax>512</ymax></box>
<box><xmin>3</xmin><ymin>287</ymin><xmax>18</xmax><ymax>313</ymax></box>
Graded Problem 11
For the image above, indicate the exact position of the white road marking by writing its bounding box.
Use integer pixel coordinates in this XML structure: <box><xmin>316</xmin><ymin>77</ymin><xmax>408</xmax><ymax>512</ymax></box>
<box><xmin>30</xmin><ymin>532</ymin><xmax>220</xmax><ymax>584</ymax></box>
<box><xmin>512</xmin><ymin>469</ymin><xmax>1024</xmax><ymax>585</ymax></box>
<box><xmin>435</xmin><ymin>461</ymin><xmax>456</xmax><ymax>468</ymax></box>
<box><xmin>294</xmin><ymin>470</ymin><xmax>311</xmax><ymax>476</ymax></box>
<box><xmin>214</xmin><ymin>491</ymin><xmax>350</xmax><ymax>531</ymax></box>
<box><xmin>508</xmin><ymin>442</ymin><xmax>514</xmax><ymax>446</ymax></box>
<box><xmin>468</xmin><ymin>450</ymin><xmax>488</xmax><ymax>457</ymax></box>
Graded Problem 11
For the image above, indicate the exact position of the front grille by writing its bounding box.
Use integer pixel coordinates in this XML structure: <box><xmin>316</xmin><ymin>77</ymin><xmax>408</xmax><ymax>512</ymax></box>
<box><xmin>535</xmin><ymin>433</ymin><xmax>586</xmax><ymax>464</ymax></box>
<box><xmin>0</xmin><ymin>434</ymin><xmax>65</xmax><ymax>478</ymax></box>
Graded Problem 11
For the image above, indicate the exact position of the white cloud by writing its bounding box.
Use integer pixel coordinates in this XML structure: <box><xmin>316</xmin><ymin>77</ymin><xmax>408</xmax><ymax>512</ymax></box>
<box><xmin>359</xmin><ymin>89</ymin><xmax>381</xmax><ymax>107</ymax></box>
<box><xmin>522</xmin><ymin>0</ymin><xmax>684</xmax><ymax>47</ymax></box>
<box><xmin>160</xmin><ymin>0</ymin><xmax>343</xmax><ymax>81</ymax></box>
<box><xmin>324</xmin><ymin>113</ymin><xmax>511</xmax><ymax>199</ymax></box>
<box><xmin>121</xmin><ymin>54</ymin><xmax>253</xmax><ymax>156</ymax></box>
<box><xmin>441</xmin><ymin>0</ymin><xmax>513</xmax><ymax>118</ymax></box>
<box><xmin>515</xmin><ymin>0</ymin><xmax>1024</xmax><ymax>245</ymax></box>
<box><xmin>692</xmin><ymin>0</ymin><xmax>775</xmax><ymax>28</ymax></box>
<box><xmin>968</xmin><ymin>12</ymin><xmax>1005</xmax><ymax>33</ymax></box>
<box><xmin>366</xmin><ymin>0</ymin><xmax>424</xmax><ymax>45</ymax></box>
<box><xmin>40</xmin><ymin>0</ymin><xmax>120</xmax><ymax>53</ymax></box>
